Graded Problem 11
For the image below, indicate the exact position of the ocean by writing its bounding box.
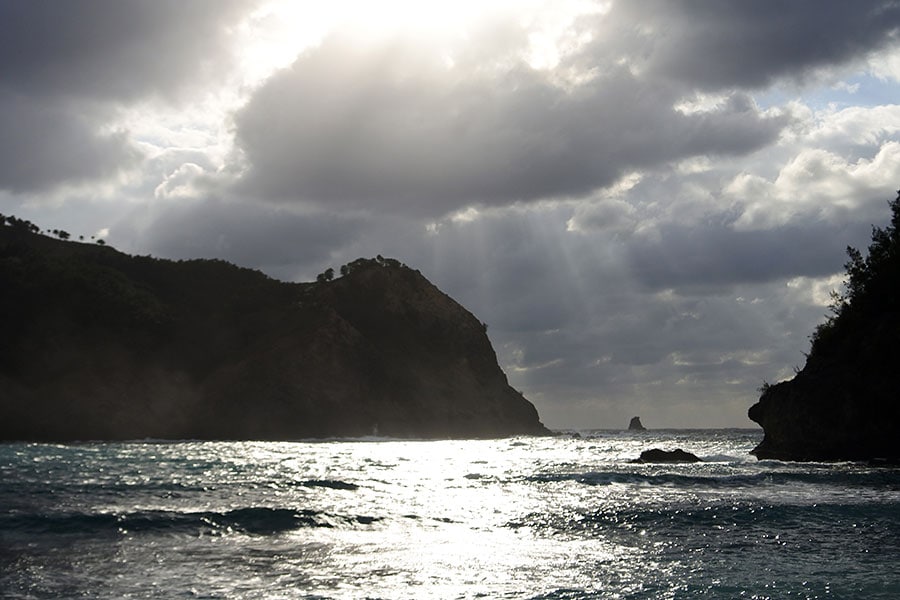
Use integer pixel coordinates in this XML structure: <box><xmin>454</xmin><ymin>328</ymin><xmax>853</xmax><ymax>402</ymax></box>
<box><xmin>2</xmin><ymin>430</ymin><xmax>899</xmax><ymax>599</ymax></box>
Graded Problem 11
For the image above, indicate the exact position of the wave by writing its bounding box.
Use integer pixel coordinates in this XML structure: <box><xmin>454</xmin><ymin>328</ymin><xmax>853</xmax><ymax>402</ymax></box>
<box><xmin>299</xmin><ymin>479</ymin><xmax>359</xmax><ymax>490</ymax></box>
<box><xmin>0</xmin><ymin>506</ymin><xmax>381</xmax><ymax>537</ymax></box>
<box><xmin>509</xmin><ymin>500</ymin><xmax>900</xmax><ymax>538</ymax></box>
<box><xmin>700</xmin><ymin>453</ymin><xmax>756</xmax><ymax>463</ymax></box>
<box><xmin>524</xmin><ymin>469</ymin><xmax>900</xmax><ymax>489</ymax></box>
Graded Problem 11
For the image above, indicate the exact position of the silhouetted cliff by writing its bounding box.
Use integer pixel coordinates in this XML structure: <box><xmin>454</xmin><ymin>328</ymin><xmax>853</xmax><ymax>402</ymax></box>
<box><xmin>748</xmin><ymin>191</ymin><xmax>900</xmax><ymax>461</ymax></box>
<box><xmin>0</xmin><ymin>219</ymin><xmax>548</xmax><ymax>441</ymax></box>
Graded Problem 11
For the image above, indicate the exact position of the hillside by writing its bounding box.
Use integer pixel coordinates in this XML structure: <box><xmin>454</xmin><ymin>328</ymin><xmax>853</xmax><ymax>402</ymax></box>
<box><xmin>0</xmin><ymin>218</ymin><xmax>548</xmax><ymax>441</ymax></box>
<box><xmin>748</xmin><ymin>191</ymin><xmax>900</xmax><ymax>461</ymax></box>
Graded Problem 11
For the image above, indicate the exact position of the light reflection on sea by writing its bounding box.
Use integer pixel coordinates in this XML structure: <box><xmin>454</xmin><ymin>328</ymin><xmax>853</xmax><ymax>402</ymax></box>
<box><xmin>2</xmin><ymin>430</ymin><xmax>900</xmax><ymax>599</ymax></box>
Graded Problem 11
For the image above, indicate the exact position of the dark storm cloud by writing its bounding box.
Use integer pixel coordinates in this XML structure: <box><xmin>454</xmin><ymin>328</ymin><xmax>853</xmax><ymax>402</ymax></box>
<box><xmin>0</xmin><ymin>0</ymin><xmax>251</xmax><ymax>193</ymax></box>
<box><xmin>233</xmin><ymin>32</ymin><xmax>787</xmax><ymax>216</ymax></box>
<box><xmin>595</xmin><ymin>0</ymin><xmax>900</xmax><ymax>90</ymax></box>
<box><xmin>0</xmin><ymin>0</ymin><xmax>248</xmax><ymax>101</ymax></box>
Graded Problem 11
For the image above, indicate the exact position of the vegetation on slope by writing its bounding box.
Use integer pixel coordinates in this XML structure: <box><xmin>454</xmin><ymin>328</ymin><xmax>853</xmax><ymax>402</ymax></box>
<box><xmin>749</xmin><ymin>191</ymin><xmax>900</xmax><ymax>460</ymax></box>
<box><xmin>0</xmin><ymin>215</ymin><xmax>547</xmax><ymax>441</ymax></box>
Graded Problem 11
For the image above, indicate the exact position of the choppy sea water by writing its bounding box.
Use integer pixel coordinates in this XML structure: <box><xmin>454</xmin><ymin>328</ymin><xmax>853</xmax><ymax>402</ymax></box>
<box><xmin>2</xmin><ymin>430</ymin><xmax>900</xmax><ymax>599</ymax></box>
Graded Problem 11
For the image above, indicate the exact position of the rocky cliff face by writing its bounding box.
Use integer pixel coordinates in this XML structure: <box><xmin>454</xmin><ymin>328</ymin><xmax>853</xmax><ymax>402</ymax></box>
<box><xmin>748</xmin><ymin>191</ymin><xmax>900</xmax><ymax>462</ymax></box>
<box><xmin>0</xmin><ymin>224</ymin><xmax>548</xmax><ymax>440</ymax></box>
<box><xmin>748</xmin><ymin>314</ymin><xmax>900</xmax><ymax>461</ymax></box>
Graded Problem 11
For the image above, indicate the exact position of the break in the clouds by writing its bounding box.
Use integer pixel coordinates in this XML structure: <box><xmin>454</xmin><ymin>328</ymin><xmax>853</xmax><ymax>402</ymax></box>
<box><xmin>4</xmin><ymin>0</ymin><xmax>900</xmax><ymax>428</ymax></box>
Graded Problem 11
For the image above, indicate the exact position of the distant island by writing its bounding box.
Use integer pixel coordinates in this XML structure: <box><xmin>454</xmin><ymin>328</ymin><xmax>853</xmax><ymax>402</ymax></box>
<box><xmin>749</xmin><ymin>191</ymin><xmax>900</xmax><ymax>462</ymax></box>
<box><xmin>0</xmin><ymin>215</ymin><xmax>549</xmax><ymax>441</ymax></box>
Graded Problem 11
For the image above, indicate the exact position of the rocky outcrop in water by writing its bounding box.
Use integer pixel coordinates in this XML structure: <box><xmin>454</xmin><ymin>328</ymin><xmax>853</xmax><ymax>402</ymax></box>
<box><xmin>633</xmin><ymin>448</ymin><xmax>701</xmax><ymax>463</ymax></box>
<box><xmin>628</xmin><ymin>416</ymin><xmax>646</xmax><ymax>431</ymax></box>
<box><xmin>0</xmin><ymin>219</ymin><xmax>549</xmax><ymax>441</ymax></box>
<box><xmin>748</xmin><ymin>191</ymin><xmax>900</xmax><ymax>461</ymax></box>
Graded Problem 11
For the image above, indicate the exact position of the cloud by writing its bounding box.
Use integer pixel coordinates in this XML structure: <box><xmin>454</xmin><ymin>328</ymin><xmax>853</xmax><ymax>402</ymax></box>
<box><xmin>154</xmin><ymin>163</ymin><xmax>211</xmax><ymax>200</ymax></box>
<box><xmin>231</xmin><ymin>2</ymin><xmax>900</xmax><ymax>218</ymax></box>
<box><xmin>625</xmin><ymin>221</ymin><xmax>863</xmax><ymax>292</ymax></box>
<box><xmin>233</xmin><ymin>27</ymin><xmax>787</xmax><ymax>216</ymax></box>
<box><xmin>807</xmin><ymin>105</ymin><xmax>900</xmax><ymax>148</ymax></box>
<box><xmin>729</xmin><ymin>142</ymin><xmax>900</xmax><ymax>231</ymax></box>
<box><xmin>0</xmin><ymin>92</ymin><xmax>141</xmax><ymax>192</ymax></box>
<box><xmin>0</xmin><ymin>0</ymin><xmax>252</xmax><ymax>193</ymax></box>
<box><xmin>0</xmin><ymin>0</ymin><xmax>249</xmax><ymax>101</ymax></box>
<box><xmin>566</xmin><ymin>198</ymin><xmax>637</xmax><ymax>234</ymax></box>
<box><xmin>114</xmin><ymin>198</ymin><xmax>364</xmax><ymax>278</ymax></box>
<box><xmin>592</xmin><ymin>1</ymin><xmax>900</xmax><ymax>90</ymax></box>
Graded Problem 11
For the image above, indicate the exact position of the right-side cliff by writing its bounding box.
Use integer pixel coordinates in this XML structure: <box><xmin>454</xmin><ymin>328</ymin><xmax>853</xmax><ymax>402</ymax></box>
<box><xmin>748</xmin><ymin>191</ymin><xmax>900</xmax><ymax>461</ymax></box>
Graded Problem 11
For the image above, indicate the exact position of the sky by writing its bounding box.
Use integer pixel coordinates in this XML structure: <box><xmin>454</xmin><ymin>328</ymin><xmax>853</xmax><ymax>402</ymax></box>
<box><xmin>3</xmin><ymin>1</ymin><xmax>900</xmax><ymax>429</ymax></box>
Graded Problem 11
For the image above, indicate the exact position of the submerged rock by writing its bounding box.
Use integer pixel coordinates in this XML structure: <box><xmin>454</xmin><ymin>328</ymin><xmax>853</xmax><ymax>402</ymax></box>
<box><xmin>0</xmin><ymin>224</ymin><xmax>549</xmax><ymax>441</ymax></box>
<box><xmin>628</xmin><ymin>416</ymin><xmax>647</xmax><ymax>431</ymax></box>
<box><xmin>634</xmin><ymin>448</ymin><xmax>701</xmax><ymax>463</ymax></box>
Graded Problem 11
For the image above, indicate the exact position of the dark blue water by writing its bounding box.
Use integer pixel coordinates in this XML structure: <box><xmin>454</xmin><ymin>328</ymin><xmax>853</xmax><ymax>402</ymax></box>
<box><xmin>2</xmin><ymin>431</ymin><xmax>899</xmax><ymax>598</ymax></box>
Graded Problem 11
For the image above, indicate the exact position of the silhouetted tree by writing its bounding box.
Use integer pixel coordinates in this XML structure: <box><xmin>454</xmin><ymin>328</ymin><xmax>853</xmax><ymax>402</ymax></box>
<box><xmin>812</xmin><ymin>189</ymin><xmax>900</xmax><ymax>350</ymax></box>
<box><xmin>316</xmin><ymin>268</ymin><xmax>334</xmax><ymax>283</ymax></box>
<box><xmin>6</xmin><ymin>216</ymin><xmax>38</xmax><ymax>233</ymax></box>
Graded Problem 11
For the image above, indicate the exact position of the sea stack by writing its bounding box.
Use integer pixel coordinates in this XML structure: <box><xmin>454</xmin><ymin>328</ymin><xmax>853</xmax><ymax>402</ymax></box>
<box><xmin>628</xmin><ymin>416</ymin><xmax>647</xmax><ymax>431</ymax></box>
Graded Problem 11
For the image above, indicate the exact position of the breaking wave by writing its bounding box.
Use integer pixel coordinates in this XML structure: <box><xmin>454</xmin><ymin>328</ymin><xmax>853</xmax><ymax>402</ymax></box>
<box><xmin>1</xmin><ymin>506</ymin><xmax>382</xmax><ymax>537</ymax></box>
